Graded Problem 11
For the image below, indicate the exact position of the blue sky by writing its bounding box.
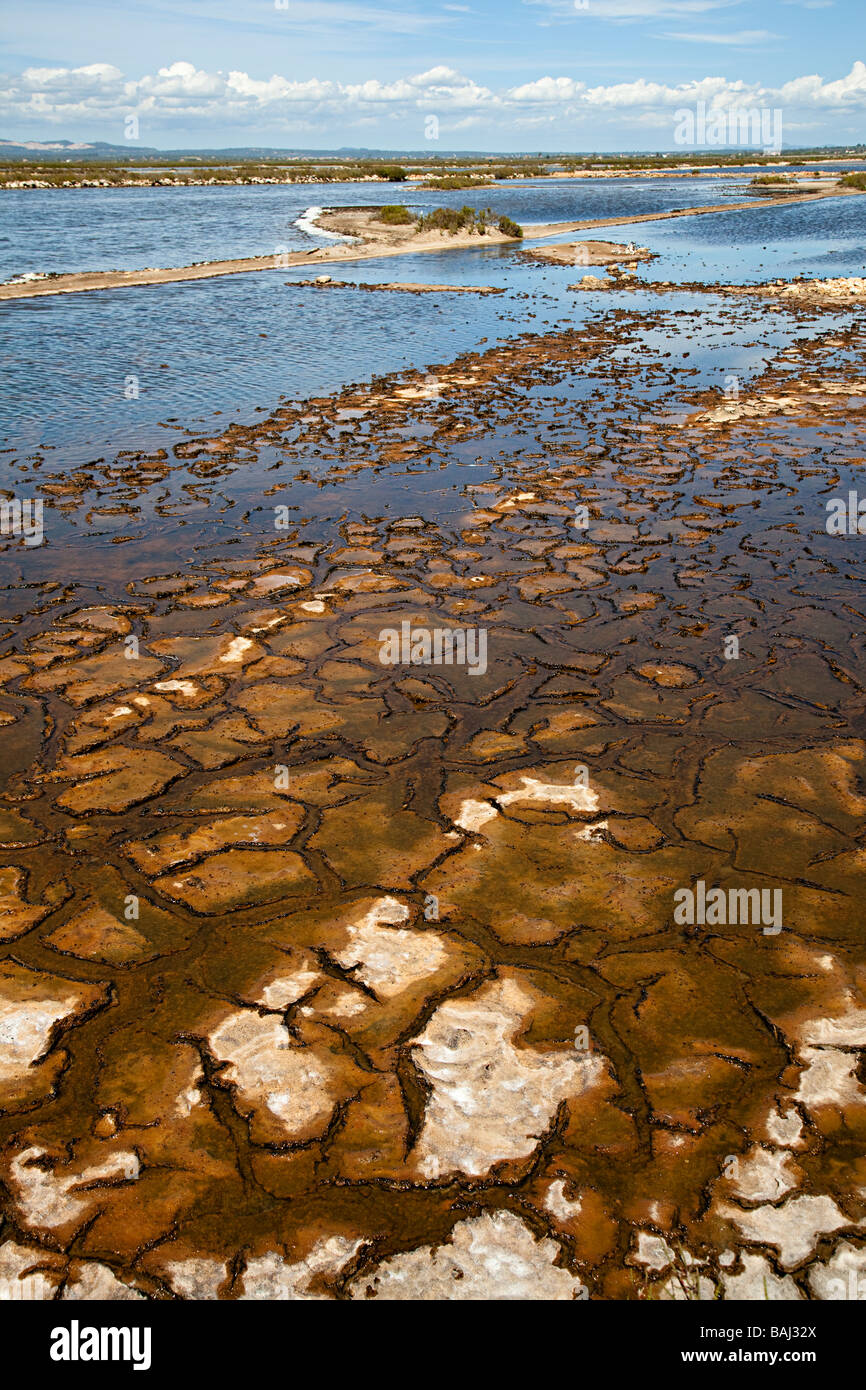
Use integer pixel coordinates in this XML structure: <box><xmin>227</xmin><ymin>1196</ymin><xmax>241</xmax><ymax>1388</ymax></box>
<box><xmin>1</xmin><ymin>0</ymin><xmax>863</xmax><ymax>151</ymax></box>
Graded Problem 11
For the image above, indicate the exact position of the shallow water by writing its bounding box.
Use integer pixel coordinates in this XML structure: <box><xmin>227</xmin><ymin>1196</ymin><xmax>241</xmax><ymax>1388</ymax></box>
<box><xmin>577</xmin><ymin>192</ymin><xmax>866</xmax><ymax>284</ymax></box>
<box><xmin>0</xmin><ymin>306</ymin><xmax>864</xmax><ymax>1300</ymax></box>
<box><xmin>0</xmin><ymin>176</ymin><xmax>865</xmax><ymax>1303</ymax></box>
<box><xmin>2</xmin><ymin>184</ymin><xmax>865</xmax><ymax>457</ymax></box>
<box><xmin>0</xmin><ymin>174</ymin><xmax>770</xmax><ymax>280</ymax></box>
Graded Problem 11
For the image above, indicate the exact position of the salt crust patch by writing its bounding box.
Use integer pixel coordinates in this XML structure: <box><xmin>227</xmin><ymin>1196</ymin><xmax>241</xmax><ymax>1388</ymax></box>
<box><xmin>795</xmin><ymin>1047</ymin><xmax>863</xmax><ymax>1107</ymax></box>
<box><xmin>545</xmin><ymin>1178</ymin><xmax>583</xmax><ymax>1223</ymax></box>
<box><xmin>801</xmin><ymin>1001</ymin><xmax>866</xmax><ymax>1047</ymax></box>
<box><xmin>219</xmin><ymin>636</ymin><xmax>254</xmax><ymax>663</ymax></box>
<box><xmin>251</xmin><ymin>896</ymin><xmax>447</xmax><ymax>1012</ymax></box>
<box><xmin>455</xmin><ymin>775</ymin><xmax>601</xmax><ymax>833</ymax></box>
<box><xmin>62</xmin><ymin>1262</ymin><xmax>143</xmax><ymax>1300</ymax></box>
<box><xmin>257</xmin><ymin>969</ymin><xmax>321</xmax><ymax>1010</ymax></box>
<box><xmin>726</xmin><ymin>1146</ymin><xmax>801</xmax><ymax>1204</ymax></box>
<box><xmin>722</xmin><ymin>1253</ymin><xmax>802</xmax><ymax>1301</ymax></box>
<box><xmin>793</xmin><ymin>1004</ymin><xmax>866</xmax><ymax>1109</ymax></box>
<box><xmin>333</xmin><ymin>896</ymin><xmax>448</xmax><ymax>998</ymax></box>
<box><xmin>765</xmin><ymin>1105</ymin><xmax>805</xmax><ymax>1148</ymax></box>
<box><xmin>154</xmin><ymin>679</ymin><xmax>199</xmax><ymax>697</ymax></box>
<box><xmin>240</xmin><ymin>1236</ymin><xmax>361</xmax><ymax>1299</ymax></box>
<box><xmin>0</xmin><ymin>1240</ymin><xmax>62</xmax><ymax>1300</ymax></box>
<box><xmin>809</xmin><ymin>1241</ymin><xmax>866</xmax><ymax>1300</ymax></box>
<box><xmin>454</xmin><ymin>798</ymin><xmax>497</xmax><ymax>832</ymax></box>
<box><xmin>707</xmin><ymin>996</ymin><xmax>866</xmax><ymax>1285</ymax></box>
<box><xmin>0</xmin><ymin>997</ymin><xmax>76</xmax><ymax>1085</ymax></box>
<box><xmin>718</xmin><ymin>1195</ymin><xmax>851</xmax><ymax>1269</ymax></box>
<box><xmin>412</xmin><ymin>975</ymin><xmax>604</xmax><ymax>1179</ymax></box>
<box><xmin>160</xmin><ymin>1258</ymin><xmax>228</xmax><ymax>1300</ymax></box>
<box><xmin>206</xmin><ymin>1011</ymin><xmax>337</xmax><ymax>1139</ymax></box>
<box><xmin>0</xmin><ymin>972</ymin><xmax>104</xmax><ymax>1089</ymax></box>
<box><xmin>348</xmin><ymin>1211</ymin><xmax>584</xmax><ymax>1300</ymax></box>
<box><xmin>632</xmin><ymin>1231</ymin><xmax>674</xmax><ymax>1271</ymax></box>
<box><xmin>9</xmin><ymin>1147</ymin><xmax>140</xmax><ymax>1233</ymax></box>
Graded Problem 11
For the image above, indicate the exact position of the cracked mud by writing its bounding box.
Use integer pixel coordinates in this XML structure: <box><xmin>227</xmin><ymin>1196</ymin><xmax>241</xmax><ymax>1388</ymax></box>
<box><xmin>1</xmin><ymin>299</ymin><xmax>865</xmax><ymax>1301</ymax></box>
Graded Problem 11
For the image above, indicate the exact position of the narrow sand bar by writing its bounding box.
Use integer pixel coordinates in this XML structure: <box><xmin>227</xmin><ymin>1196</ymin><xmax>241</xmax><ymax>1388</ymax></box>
<box><xmin>286</xmin><ymin>279</ymin><xmax>505</xmax><ymax>294</ymax></box>
<box><xmin>524</xmin><ymin>186</ymin><xmax>863</xmax><ymax>238</ymax></box>
<box><xmin>1</xmin><ymin>186</ymin><xmax>861</xmax><ymax>302</ymax></box>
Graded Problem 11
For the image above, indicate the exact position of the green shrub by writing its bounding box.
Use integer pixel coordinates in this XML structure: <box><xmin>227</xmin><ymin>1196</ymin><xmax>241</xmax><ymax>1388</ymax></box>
<box><xmin>841</xmin><ymin>172</ymin><xmax>866</xmax><ymax>191</ymax></box>
<box><xmin>488</xmin><ymin>164</ymin><xmax>548</xmax><ymax>180</ymax></box>
<box><xmin>416</xmin><ymin>204</ymin><xmax>524</xmax><ymax>238</ymax></box>
<box><xmin>377</xmin><ymin>204</ymin><xmax>415</xmax><ymax>225</ymax></box>
<box><xmin>424</xmin><ymin>173</ymin><xmax>491</xmax><ymax>190</ymax></box>
<box><xmin>372</xmin><ymin>164</ymin><xmax>408</xmax><ymax>182</ymax></box>
<box><xmin>497</xmin><ymin>214</ymin><xmax>523</xmax><ymax>239</ymax></box>
<box><xmin>417</xmin><ymin>204</ymin><xmax>478</xmax><ymax>233</ymax></box>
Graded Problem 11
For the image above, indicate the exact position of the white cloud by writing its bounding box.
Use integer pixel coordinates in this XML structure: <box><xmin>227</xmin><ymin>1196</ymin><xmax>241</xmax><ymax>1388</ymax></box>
<box><xmin>525</xmin><ymin>0</ymin><xmax>746</xmax><ymax>19</ymax></box>
<box><xmin>778</xmin><ymin>60</ymin><xmax>866</xmax><ymax>106</ymax></box>
<box><xmin>139</xmin><ymin>61</ymin><xmax>225</xmax><ymax>98</ymax></box>
<box><xmin>510</xmin><ymin>76</ymin><xmax>585</xmax><ymax>102</ymax></box>
<box><xmin>1</xmin><ymin>58</ymin><xmax>864</xmax><ymax>136</ymax></box>
<box><xmin>661</xmin><ymin>29</ymin><xmax>780</xmax><ymax>44</ymax></box>
<box><xmin>189</xmin><ymin>0</ymin><xmax>453</xmax><ymax>34</ymax></box>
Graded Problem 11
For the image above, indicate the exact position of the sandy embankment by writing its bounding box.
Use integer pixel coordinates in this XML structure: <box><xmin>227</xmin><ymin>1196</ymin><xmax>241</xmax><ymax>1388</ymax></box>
<box><xmin>286</xmin><ymin>278</ymin><xmax>504</xmax><ymax>295</ymax></box>
<box><xmin>543</xmin><ymin>165</ymin><xmax>850</xmax><ymax>179</ymax></box>
<box><xmin>524</xmin><ymin>185</ymin><xmax>862</xmax><ymax>238</ymax></box>
<box><xmin>1</xmin><ymin>186</ymin><xmax>861</xmax><ymax>302</ymax></box>
<box><xmin>0</xmin><ymin>207</ymin><xmax>518</xmax><ymax>302</ymax></box>
<box><xmin>522</xmin><ymin>239</ymin><xmax>655</xmax><ymax>268</ymax></box>
<box><xmin>720</xmin><ymin>275</ymin><xmax>866</xmax><ymax>305</ymax></box>
<box><xmin>568</xmin><ymin>272</ymin><xmax>866</xmax><ymax>303</ymax></box>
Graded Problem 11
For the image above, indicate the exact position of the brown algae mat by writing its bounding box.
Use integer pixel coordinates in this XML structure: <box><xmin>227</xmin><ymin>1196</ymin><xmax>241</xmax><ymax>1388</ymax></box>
<box><xmin>0</xmin><ymin>304</ymin><xmax>865</xmax><ymax>1300</ymax></box>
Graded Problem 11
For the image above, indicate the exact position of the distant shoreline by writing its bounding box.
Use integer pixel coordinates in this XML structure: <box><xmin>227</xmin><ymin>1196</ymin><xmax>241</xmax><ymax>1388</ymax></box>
<box><xmin>2</xmin><ymin>160</ymin><xmax>864</xmax><ymax>192</ymax></box>
<box><xmin>1</xmin><ymin>185</ymin><xmax>861</xmax><ymax>303</ymax></box>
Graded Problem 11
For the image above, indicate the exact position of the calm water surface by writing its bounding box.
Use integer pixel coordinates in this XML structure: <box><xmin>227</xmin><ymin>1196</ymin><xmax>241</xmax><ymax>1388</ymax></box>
<box><xmin>0</xmin><ymin>178</ymin><xmax>863</xmax><ymax>457</ymax></box>
<box><xmin>0</xmin><ymin>174</ymin><xmax>782</xmax><ymax>279</ymax></box>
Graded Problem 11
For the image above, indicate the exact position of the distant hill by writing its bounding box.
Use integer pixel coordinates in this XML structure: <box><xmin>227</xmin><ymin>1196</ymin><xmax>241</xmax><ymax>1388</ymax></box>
<box><xmin>0</xmin><ymin>139</ymin><xmax>459</xmax><ymax>162</ymax></box>
<box><xmin>2</xmin><ymin>136</ymin><xmax>865</xmax><ymax>164</ymax></box>
<box><xmin>0</xmin><ymin>139</ymin><xmax>162</xmax><ymax>160</ymax></box>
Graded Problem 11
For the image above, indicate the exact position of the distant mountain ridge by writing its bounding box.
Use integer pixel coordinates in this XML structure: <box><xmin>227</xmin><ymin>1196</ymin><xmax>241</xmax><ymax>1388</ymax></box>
<box><xmin>0</xmin><ymin>139</ymin><xmax>478</xmax><ymax>161</ymax></box>
<box><xmin>0</xmin><ymin>139</ymin><xmax>158</xmax><ymax>157</ymax></box>
<box><xmin>2</xmin><ymin>136</ymin><xmax>865</xmax><ymax>163</ymax></box>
